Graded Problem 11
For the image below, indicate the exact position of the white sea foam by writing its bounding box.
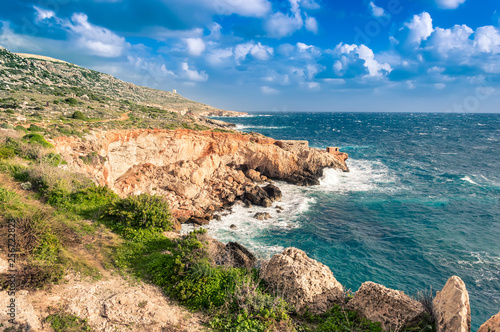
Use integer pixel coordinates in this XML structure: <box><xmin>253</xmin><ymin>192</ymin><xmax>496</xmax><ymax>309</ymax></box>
<box><xmin>318</xmin><ymin>159</ymin><xmax>397</xmax><ymax>194</ymax></box>
<box><xmin>461</xmin><ymin>176</ymin><xmax>479</xmax><ymax>185</ymax></box>
<box><xmin>235</xmin><ymin>125</ymin><xmax>288</xmax><ymax>130</ymax></box>
<box><xmin>181</xmin><ymin>181</ymin><xmax>313</xmax><ymax>258</ymax></box>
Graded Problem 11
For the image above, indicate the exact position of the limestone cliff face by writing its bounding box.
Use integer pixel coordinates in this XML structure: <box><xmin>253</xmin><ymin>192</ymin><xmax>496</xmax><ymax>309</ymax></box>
<box><xmin>54</xmin><ymin>129</ymin><xmax>348</xmax><ymax>224</ymax></box>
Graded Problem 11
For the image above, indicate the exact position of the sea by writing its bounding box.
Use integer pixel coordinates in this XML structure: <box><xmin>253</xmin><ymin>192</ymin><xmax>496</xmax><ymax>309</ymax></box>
<box><xmin>183</xmin><ymin>112</ymin><xmax>500</xmax><ymax>330</ymax></box>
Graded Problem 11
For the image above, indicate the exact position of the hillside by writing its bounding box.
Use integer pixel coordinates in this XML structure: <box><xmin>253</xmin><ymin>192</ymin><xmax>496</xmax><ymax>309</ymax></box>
<box><xmin>0</xmin><ymin>47</ymin><xmax>243</xmax><ymax>138</ymax></box>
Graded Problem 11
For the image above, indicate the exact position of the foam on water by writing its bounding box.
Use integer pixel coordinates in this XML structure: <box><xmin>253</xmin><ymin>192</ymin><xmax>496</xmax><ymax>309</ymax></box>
<box><xmin>181</xmin><ymin>181</ymin><xmax>314</xmax><ymax>258</ymax></box>
<box><xmin>462</xmin><ymin>176</ymin><xmax>479</xmax><ymax>185</ymax></box>
<box><xmin>235</xmin><ymin>124</ymin><xmax>288</xmax><ymax>130</ymax></box>
<box><xmin>318</xmin><ymin>159</ymin><xmax>397</xmax><ymax>194</ymax></box>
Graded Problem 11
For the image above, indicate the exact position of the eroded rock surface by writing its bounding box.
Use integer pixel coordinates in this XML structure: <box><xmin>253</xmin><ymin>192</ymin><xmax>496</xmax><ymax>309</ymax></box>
<box><xmin>478</xmin><ymin>311</ymin><xmax>500</xmax><ymax>332</ymax></box>
<box><xmin>260</xmin><ymin>247</ymin><xmax>344</xmax><ymax>314</ymax></box>
<box><xmin>433</xmin><ymin>276</ymin><xmax>471</xmax><ymax>332</ymax></box>
<box><xmin>55</xmin><ymin>129</ymin><xmax>348</xmax><ymax>223</ymax></box>
<box><xmin>346</xmin><ymin>281</ymin><xmax>425</xmax><ymax>331</ymax></box>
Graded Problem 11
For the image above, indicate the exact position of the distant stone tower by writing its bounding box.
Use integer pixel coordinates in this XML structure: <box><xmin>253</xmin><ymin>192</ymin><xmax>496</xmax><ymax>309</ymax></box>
<box><xmin>173</xmin><ymin>89</ymin><xmax>177</xmax><ymax>94</ymax></box>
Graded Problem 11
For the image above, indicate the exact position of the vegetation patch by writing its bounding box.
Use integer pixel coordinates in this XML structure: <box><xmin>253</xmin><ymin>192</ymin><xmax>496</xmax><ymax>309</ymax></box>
<box><xmin>45</xmin><ymin>312</ymin><xmax>93</xmax><ymax>332</ymax></box>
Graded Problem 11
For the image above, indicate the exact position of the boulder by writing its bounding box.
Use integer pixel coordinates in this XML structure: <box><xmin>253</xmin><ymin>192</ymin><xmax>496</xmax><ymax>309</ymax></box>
<box><xmin>226</xmin><ymin>242</ymin><xmax>256</xmax><ymax>269</ymax></box>
<box><xmin>254</xmin><ymin>212</ymin><xmax>271</xmax><ymax>220</ymax></box>
<box><xmin>433</xmin><ymin>276</ymin><xmax>471</xmax><ymax>332</ymax></box>
<box><xmin>478</xmin><ymin>311</ymin><xmax>500</xmax><ymax>332</ymax></box>
<box><xmin>245</xmin><ymin>169</ymin><xmax>263</xmax><ymax>183</ymax></box>
<box><xmin>260</xmin><ymin>247</ymin><xmax>343</xmax><ymax>314</ymax></box>
<box><xmin>263</xmin><ymin>184</ymin><xmax>282</xmax><ymax>201</ymax></box>
<box><xmin>347</xmin><ymin>281</ymin><xmax>425</xmax><ymax>331</ymax></box>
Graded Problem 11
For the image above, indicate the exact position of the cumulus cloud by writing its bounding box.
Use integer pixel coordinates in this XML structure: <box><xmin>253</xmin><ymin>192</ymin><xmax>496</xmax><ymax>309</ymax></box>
<box><xmin>184</xmin><ymin>37</ymin><xmax>206</xmax><ymax>56</ymax></box>
<box><xmin>403</xmin><ymin>12</ymin><xmax>433</xmax><ymax>47</ymax></box>
<box><xmin>180</xmin><ymin>62</ymin><xmax>208</xmax><ymax>81</ymax></box>
<box><xmin>234</xmin><ymin>41</ymin><xmax>273</xmax><ymax>64</ymax></box>
<box><xmin>427</xmin><ymin>24</ymin><xmax>473</xmax><ymax>59</ymax></box>
<box><xmin>474</xmin><ymin>26</ymin><xmax>500</xmax><ymax>53</ymax></box>
<box><xmin>333</xmin><ymin>43</ymin><xmax>392</xmax><ymax>78</ymax></box>
<box><xmin>265</xmin><ymin>11</ymin><xmax>303</xmax><ymax>38</ymax></box>
<box><xmin>369</xmin><ymin>1</ymin><xmax>387</xmax><ymax>18</ymax></box>
<box><xmin>435</xmin><ymin>0</ymin><xmax>466</xmax><ymax>10</ymax></box>
<box><xmin>305</xmin><ymin>16</ymin><xmax>318</xmax><ymax>33</ymax></box>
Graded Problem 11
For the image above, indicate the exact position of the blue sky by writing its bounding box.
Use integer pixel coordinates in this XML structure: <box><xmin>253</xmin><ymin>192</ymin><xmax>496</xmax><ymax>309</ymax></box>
<box><xmin>1</xmin><ymin>0</ymin><xmax>500</xmax><ymax>113</ymax></box>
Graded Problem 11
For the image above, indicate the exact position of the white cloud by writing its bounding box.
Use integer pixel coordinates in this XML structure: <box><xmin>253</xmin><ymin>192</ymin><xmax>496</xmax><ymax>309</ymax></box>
<box><xmin>207</xmin><ymin>0</ymin><xmax>272</xmax><ymax>17</ymax></box>
<box><xmin>427</xmin><ymin>24</ymin><xmax>473</xmax><ymax>59</ymax></box>
<box><xmin>300</xmin><ymin>0</ymin><xmax>320</xmax><ymax>10</ymax></box>
<box><xmin>404</xmin><ymin>12</ymin><xmax>433</xmax><ymax>46</ymax></box>
<box><xmin>0</xmin><ymin>22</ymin><xmax>35</xmax><ymax>50</ymax></box>
<box><xmin>435</xmin><ymin>0</ymin><xmax>466</xmax><ymax>10</ymax></box>
<box><xmin>265</xmin><ymin>11</ymin><xmax>303</xmax><ymax>38</ymax></box>
<box><xmin>369</xmin><ymin>2</ymin><xmax>387</xmax><ymax>18</ymax></box>
<box><xmin>305</xmin><ymin>16</ymin><xmax>318</xmax><ymax>33</ymax></box>
<box><xmin>185</xmin><ymin>37</ymin><xmax>206</xmax><ymax>56</ymax></box>
<box><xmin>180</xmin><ymin>62</ymin><xmax>208</xmax><ymax>82</ymax></box>
<box><xmin>208</xmin><ymin>22</ymin><xmax>222</xmax><ymax>39</ymax></box>
<box><xmin>333</xmin><ymin>43</ymin><xmax>392</xmax><ymax>78</ymax></box>
<box><xmin>234</xmin><ymin>42</ymin><xmax>273</xmax><ymax>64</ymax></box>
<box><xmin>66</xmin><ymin>13</ymin><xmax>127</xmax><ymax>57</ymax></box>
<box><xmin>206</xmin><ymin>47</ymin><xmax>233</xmax><ymax>66</ymax></box>
<box><xmin>261</xmin><ymin>86</ymin><xmax>279</xmax><ymax>95</ymax></box>
<box><xmin>33</xmin><ymin>6</ymin><xmax>55</xmax><ymax>22</ymax></box>
<box><xmin>474</xmin><ymin>26</ymin><xmax>500</xmax><ymax>53</ymax></box>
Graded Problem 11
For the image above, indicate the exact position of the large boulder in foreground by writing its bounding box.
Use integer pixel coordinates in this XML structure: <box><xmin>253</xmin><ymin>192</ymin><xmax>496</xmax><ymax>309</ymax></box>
<box><xmin>346</xmin><ymin>281</ymin><xmax>426</xmax><ymax>331</ymax></box>
<box><xmin>260</xmin><ymin>247</ymin><xmax>343</xmax><ymax>314</ymax></box>
<box><xmin>433</xmin><ymin>276</ymin><xmax>471</xmax><ymax>332</ymax></box>
<box><xmin>478</xmin><ymin>311</ymin><xmax>500</xmax><ymax>332</ymax></box>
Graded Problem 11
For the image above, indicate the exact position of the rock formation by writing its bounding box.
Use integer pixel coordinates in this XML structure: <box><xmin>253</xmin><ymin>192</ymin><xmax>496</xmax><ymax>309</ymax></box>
<box><xmin>54</xmin><ymin>129</ymin><xmax>348</xmax><ymax>223</ymax></box>
<box><xmin>346</xmin><ymin>281</ymin><xmax>426</xmax><ymax>331</ymax></box>
<box><xmin>260</xmin><ymin>247</ymin><xmax>344</xmax><ymax>314</ymax></box>
<box><xmin>478</xmin><ymin>311</ymin><xmax>500</xmax><ymax>332</ymax></box>
<box><xmin>433</xmin><ymin>276</ymin><xmax>471</xmax><ymax>332</ymax></box>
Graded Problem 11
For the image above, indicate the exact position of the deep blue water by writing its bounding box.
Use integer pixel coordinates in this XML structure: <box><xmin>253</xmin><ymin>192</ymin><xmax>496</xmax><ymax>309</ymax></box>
<box><xmin>205</xmin><ymin>113</ymin><xmax>500</xmax><ymax>330</ymax></box>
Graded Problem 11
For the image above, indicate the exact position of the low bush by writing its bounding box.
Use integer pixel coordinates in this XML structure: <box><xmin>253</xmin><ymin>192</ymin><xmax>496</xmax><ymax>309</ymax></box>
<box><xmin>61</xmin><ymin>186</ymin><xmax>119</xmax><ymax>218</ymax></box>
<box><xmin>22</xmin><ymin>133</ymin><xmax>53</xmax><ymax>148</ymax></box>
<box><xmin>0</xmin><ymin>145</ymin><xmax>15</xmax><ymax>159</ymax></box>
<box><xmin>100</xmin><ymin>193</ymin><xmax>173</xmax><ymax>236</ymax></box>
<box><xmin>72</xmin><ymin>110</ymin><xmax>85</xmax><ymax>120</ymax></box>
<box><xmin>28</xmin><ymin>124</ymin><xmax>44</xmax><ymax>132</ymax></box>
<box><xmin>45</xmin><ymin>312</ymin><xmax>93</xmax><ymax>332</ymax></box>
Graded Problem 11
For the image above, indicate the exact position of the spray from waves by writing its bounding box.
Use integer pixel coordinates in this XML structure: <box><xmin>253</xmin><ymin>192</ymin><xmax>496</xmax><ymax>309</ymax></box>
<box><xmin>235</xmin><ymin>124</ymin><xmax>289</xmax><ymax>130</ymax></box>
<box><xmin>461</xmin><ymin>176</ymin><xmax>479</xmax><ymax>185</ymax></box>
<box><xmin>181</xmin><ymin>181</ymin><xmax>314</xmax><ymax>258</ymax></box>
<box><xmin>318</xmin><ymin>159</ymin><xmax>398</xmax><ymax>194</ymax></box>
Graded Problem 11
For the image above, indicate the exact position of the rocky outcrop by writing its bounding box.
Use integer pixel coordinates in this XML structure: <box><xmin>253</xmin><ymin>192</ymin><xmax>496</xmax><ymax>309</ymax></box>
<box><xmin>54</xmin><ymin>129</ymin><xmax>348</xmax><ymax>222</ymax></box>
<box><xmin>433</xmin><ymin>276</ymin><xmax>471</xmax><ymax>332</ymax></box>
<box><xmin>346</xmin><ymin>281</ymin><xmax>426</xmax><ymax>331</ymax></box>
<box><xmin>478</xmin><ymin>311</ymin><xmax>500</xmax><ymax>332</ymax></box>
<box><xmin>260</xmin><ymin>247</ymin><xmax>344</xmax><ymax>314</ymax></box>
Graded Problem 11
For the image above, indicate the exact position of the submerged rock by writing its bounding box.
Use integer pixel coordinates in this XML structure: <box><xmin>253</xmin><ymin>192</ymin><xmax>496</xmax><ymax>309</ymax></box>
<box><xmin>260</xmin><ymin>247</ymin><xmax>343</xmax><ymax>314</ymax></box>
<box><xmin>347</xmin><ymin>281</ymin><xmax>425</xmax><ymax>331</ymax></box>
<box><xmin>478</xmin><ymin>311</ymin><xmax>500</xmax><ymax>332</ymax></box>
<box><xmin>433</xmin><ymin>276</ymin><xmax>471</xmax><ymax>332</ymax></box>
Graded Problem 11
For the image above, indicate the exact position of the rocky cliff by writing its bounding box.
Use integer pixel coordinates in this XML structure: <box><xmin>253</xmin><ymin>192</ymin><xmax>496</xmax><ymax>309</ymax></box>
<box><xmin>54</xmin><ymin>129</ymin><xmax>348</xmax><ymax>226</ymax></box>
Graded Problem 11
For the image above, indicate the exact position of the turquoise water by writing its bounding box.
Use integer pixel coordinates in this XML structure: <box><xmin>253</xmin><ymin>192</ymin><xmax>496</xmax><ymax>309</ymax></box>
<box><xmin>204</xmin><ymin>113</ymin><xmax>500</xmax><ymax>330</ymax></box>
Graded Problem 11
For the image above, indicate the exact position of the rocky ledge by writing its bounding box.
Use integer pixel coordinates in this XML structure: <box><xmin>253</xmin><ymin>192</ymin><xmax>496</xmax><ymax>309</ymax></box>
<box><xmin>54</xmin><ymin>129</ymin><xmax>348</xmax><ymax>227</ymax></box>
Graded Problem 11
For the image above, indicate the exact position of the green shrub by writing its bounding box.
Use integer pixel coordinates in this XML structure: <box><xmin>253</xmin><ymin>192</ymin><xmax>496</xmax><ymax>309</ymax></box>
<box><xmin>15</xmin><ymin>125</ymin><xmax>28</xmax><ymax>132</ymax></box>
<box><xmin>28</xmin><ymin>124</ymin><xmax>44</xmax><ymax>132</ymax></box>
<box><xmin>100</xmin><ymin>193</ymin><xmax>173</xmax><ymax>235</ymax></box>
<box><xmin>65</xmin><ymin>97</ymin><xmax>79</xmax><ymax>106</ymax></box>
<box><xmin>1</xmin><ymin>123</ymin><xmax>15</xmax><ymax>129</ymax></box>
<box><xmin>61</xmin><ymin>186</ymin><xmax>119</xmax><ymax>218</ymax></box>
<box><xmin>5</xmin><ymin>109</ymin><xmax>15</xmax><ymax>114</ymax></box>
<box><xmin>22</xmin><ymin>133</ymin><xmax>53</xmax><ymax>148</ymax></box>
<box><xmin>45</xmin><ymin>313</ymin><xmax>93</xmax><ymax>332</ymax></box>
<box><xmin>0</xmin><ymin>146</ymin><xmax>15</xmax><ymax>159</ymax></box>
<box><xmin>72</xmin><ymin>110</ymin><xmax>85</xmax><ymax>120</ymax></box>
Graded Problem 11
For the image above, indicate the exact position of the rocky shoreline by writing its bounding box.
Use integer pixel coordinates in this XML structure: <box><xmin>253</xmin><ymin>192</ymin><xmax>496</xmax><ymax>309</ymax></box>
<box><xmin>54</xmin><ymin>128</ymin><xmax>348</xmax><ymax>228</ymax></box>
